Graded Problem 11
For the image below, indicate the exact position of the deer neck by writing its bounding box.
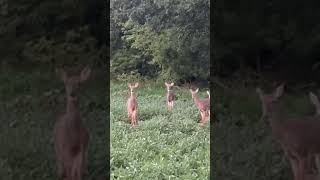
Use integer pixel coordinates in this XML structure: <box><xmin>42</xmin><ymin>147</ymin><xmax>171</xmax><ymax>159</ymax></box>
<box><xmin>66</xmin><ymin>96</ymin><xmax>80</xmax><ymax>117</ymax></box>
<box><xmin>266</xmin><ymin>103</ymin><xmax>286</xmax><ymax>135</ymax></box>
<box><xmin>193</xmin><ymin>94</ymin><xmax>201</xmax><ymax>104</ymax></box>
<box><xmin>130</xmin><ymin>90</ymin><xmax>135</xmax><ymax>98</ymax></box>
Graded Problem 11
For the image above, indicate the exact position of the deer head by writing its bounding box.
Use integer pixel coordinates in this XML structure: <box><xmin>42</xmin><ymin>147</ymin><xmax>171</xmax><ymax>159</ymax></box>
<box><xmin>56</xmin><ymin>67</ymin><xmax>91</xmax><ymax>101</ymax></box>
<box><xmin>165</xmin><ymin>82</ymin><xmax>174</xmax><ymax>91</ymax></box>
<box><xmin>128</xmin><ymin>82</ymin><xmax>139</xmax><ymax>95</ymax></box>
<box><xmin>190</xmin><ymin>88</ymin><xmax>199</xmax><ymax>99</ymax></box>
<box><xmin>256</xmin><ymin>84</ymin><xmax>284</xmax><ymax>123</ymax></box>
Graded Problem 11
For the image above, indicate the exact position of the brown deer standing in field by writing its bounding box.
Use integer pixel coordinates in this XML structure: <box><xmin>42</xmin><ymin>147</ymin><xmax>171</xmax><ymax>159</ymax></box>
<box><xmin>165</xmin><ymin>82</ymin><xmax>176</xmax><ymax>111</ymax></box>
<box><xmin>54</xmin><ymin>67</ymin><xmax>91</xmax><ymax>180</ymax></box>
<box><xmin>190</xmin><ymin>88</ymin><xmax>210</xmax><ymax>126</ymax></box>
<box><xmin>127</xmin><ymin>83</ymin><xmax>139</xmax><ymax>127</ymax></box>
<box><xmin>256</xmin><ymin>84</ymin><xmax>320</xmax><ymax>180</ymax></box>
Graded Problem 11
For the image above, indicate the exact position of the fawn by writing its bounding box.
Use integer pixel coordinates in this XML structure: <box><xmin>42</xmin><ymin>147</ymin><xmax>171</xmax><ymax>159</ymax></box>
<box><xmin>53</xmin><ymin>67</ymin><xmax>91</xmax><ymax>180</ymax></box>
<box><xmin>127</xmin><ymin>83</ymin><xmax>139</xmax><ymax>127</ymax></box>
<box><xmin>165</xmin><ymin>82</ymin><xmax>176</xmax><ymax>111</ymax></box>
<box><xmin>190</xmin><ymin>88</ymin><xmax>210</xmax><ymax>126</ymax></box>
<box><xmin>257</xmin><ymin>84</ymin><xmax>320</xmax><ymax>180</ymax></box>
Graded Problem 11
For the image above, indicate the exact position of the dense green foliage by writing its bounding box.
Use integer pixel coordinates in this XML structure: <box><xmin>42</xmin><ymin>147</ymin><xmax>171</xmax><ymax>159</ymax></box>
<box><xmin>111</xmin><ymin>0</ymin><xmax>210</xmax><ymax>82</ymax></box>
<box><xmin>110</xmin><ymin>82</ymin><xmax>210</xmax><ymax>179</ymax></box>
<box><xmin>214</xmin><ymin>1</ymin><xmax>320</xmax><ymax>83</ymax></box>
<box><xmin>0</xmin><ymin>0</ymin><xmax>106</xmax><ymax>68</ymax></box>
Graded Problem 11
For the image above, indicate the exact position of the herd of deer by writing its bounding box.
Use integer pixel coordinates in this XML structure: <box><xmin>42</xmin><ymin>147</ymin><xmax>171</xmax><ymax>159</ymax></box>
<box><xmin>126</xmin><ymin>82</ymin><xmax>211</xmax><ymax>127</ymax></box>
<box><xmin>51</xmin><ymin>67</ymin><xmax>320</xmax><ymax>180</ymax></box>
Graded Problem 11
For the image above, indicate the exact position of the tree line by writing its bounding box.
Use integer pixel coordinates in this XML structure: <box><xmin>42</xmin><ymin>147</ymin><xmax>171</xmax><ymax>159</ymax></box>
<box><xmin>214</xmin><ymin>0</ymin><xmax>320</xmax><ymax>85</ymax></box>
<box><xmin>111</xmin><ymin>0</ymin><xmax>210</xmax><ymax>83</ymax></box>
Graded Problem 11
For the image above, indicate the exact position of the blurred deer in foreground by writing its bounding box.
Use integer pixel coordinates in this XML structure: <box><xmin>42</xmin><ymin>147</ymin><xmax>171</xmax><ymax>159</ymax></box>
<box><xmin>127</xmin><ymin>83</ymin><xmax>139</xmax><ymax>127</ymax></box>
<box><xmin>165</xmin><ymin>82</ymin><xmax>176</xmax><ymax>111</ymax></box>
<box><xmin>309</xmin><ymin>92</ymin><xmax>320</xmax><ymax>176</ymax></box>
<box><xmin>257</xmin><ymin>84</ymin><xmax>320</xmax><ymax>180</ymax></box>
<box><xmin>190</xmin><ymin>88</ymin><xmax>210</xmax><ymax>126</ymax></box>
<box><xmin>54</xmin><ymin>67</ymin><xmax>91</xmax><ymax>180</ymax></box>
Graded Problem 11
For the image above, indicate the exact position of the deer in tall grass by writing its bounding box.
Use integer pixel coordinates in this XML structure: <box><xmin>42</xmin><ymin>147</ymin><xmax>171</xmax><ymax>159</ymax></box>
<box><xmin>190</xmin><ymin>88</ymin><xmax>210</xmax><ymax>126</ymax></box>
<box><xmin>257</xmin><ymin>84</ymin><xmax>320</xmax><ymax>180</ymax></box>
<box><xmin>127</xmin><ymin>83</ymin><xmax>139</xmax><ymax>127</ymax></box>
<box><xmin>165</xmin><ymin>82</ymin><xmax>176</xmax><ymax>111</ymax></box>
<box><xmin>53</xmin><ymin>67</ymin><xmax>91</xmax><ymax>180</ymax></box>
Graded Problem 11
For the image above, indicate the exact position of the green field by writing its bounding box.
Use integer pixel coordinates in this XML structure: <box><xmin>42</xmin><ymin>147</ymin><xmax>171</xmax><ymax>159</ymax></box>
<box><xmin>0</xmin><ymin>66</ymin><xmax>107</xmax><ymax>180</ymax></box>
<box><xmin>110</xmin><ymin>81</ymin><xmax>210</xmax><ymax>179</ymax></box>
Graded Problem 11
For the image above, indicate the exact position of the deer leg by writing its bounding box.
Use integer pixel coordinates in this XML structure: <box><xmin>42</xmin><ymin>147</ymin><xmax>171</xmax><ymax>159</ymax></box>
<box><xmin>71</xmin><ymin>150</ymin><xmax>84</xmax><ymax>180</ymax></box>
<box><xmin>315</xmin><ymin>154</ymin><xmax>320</xmax><ymax>174</ymax></box>
<box><xmin>283</xmin><ymin>148</ymin><xmax>299</xmax><ymax>180</ymax></box>
<box><xmin>288</xmin><ymin>156</ymin><xmax>299</xmax><ymax>180</ymax></box>
<box><xmin>128</xmin><ymin>111</ymin><xmax>131</xmax><ymax>123</ymax></box>
<box><xmin>132</xmin><ymin>110</ymin><xmax>137</xmax><ymax>127</ymax></box>
<box><xmin>297</xmin><ymin>156</ymin><xmax>312</xmax><ymax>180</ymax></box>
<box><xmin>168</xmin><ymin>101</ymin><xmax>173</xmax><ymax>111</ymax></box>
<box><xmin>129</xmin><ymin>112</ymin><xmax>133</xmax><ymax>127</ymax></box>
<box><xmin>54</xmin><ymin>144</ymin><xmax>66</xmax><ymax>179</ymax></box>
<box><xmin>199</xmin><ymin>111</ymin><xmax>205</xmax><ymax>126</ymax></box>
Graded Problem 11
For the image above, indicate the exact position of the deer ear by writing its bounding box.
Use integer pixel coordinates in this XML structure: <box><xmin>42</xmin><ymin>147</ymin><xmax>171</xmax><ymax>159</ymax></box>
<box><xmin>274</xmin><ymin>84</ymin><xmax>284</xmax><ymax>99</ymax></box>
<box><xmin>195</xmin><ymin>88</ymin><xmax>199</xmax><ymax>93</ymax></box>
<box><xmin>80</xmin><ymin>67</ymin><xmax>91</xmax><ymax>82</ymax></box>
<box><xmin>165</xmin><ymin>82</ymin><xmax>168</xmax><ymax>86</ymax></box>
<box><xmin>170</xmin><ymin>83</ymin><xmax>174</xmax><ymax>86</ymax></box>
<box><xmin>134</xmin><ymin>82</ymin><xmax>139</xmax><ymax>88</ymax></box>
<box><xmin>310</xmin><ymin>92</ymin><xmax>319</xmax><ymax>106</ymax></box>
<box><xmin>56</xmin><ymin>68</ymin><xmax>67</xmax><ymax>82</ymax></box>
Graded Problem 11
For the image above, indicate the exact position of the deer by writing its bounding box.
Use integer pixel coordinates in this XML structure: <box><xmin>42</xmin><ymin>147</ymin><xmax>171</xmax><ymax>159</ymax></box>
<box><xmin>190</xmin><ymin>88</ymin><xmax>210</xmax><ymax>126</ymax></box>
<box><xmin>53</xmin><ymin>67</ymin><xmax>91</xmax><ymax>180</ymax></box>
<box><xmin>256</xmin><ymin>84</ymin><xmax>320</xmax><ymax>180</ymax></box>
<box><xmin>165</xmin><ymin>82</ymin><xmax>176</xmax><ymax>111</ymax></box>
<box><xmin>309</xmin><ymin>92</ymin><xmax>320</xmax><ymax>175</ymax></box>
<box><xmin>127</xmin><ymin>83</ymin><xmax>139</xmax><ymax>127</ymax></box>
<box><xmin>207</xmin><ymin>90</ymin><xmax>210</xmax><ymax>117</ymax></box>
